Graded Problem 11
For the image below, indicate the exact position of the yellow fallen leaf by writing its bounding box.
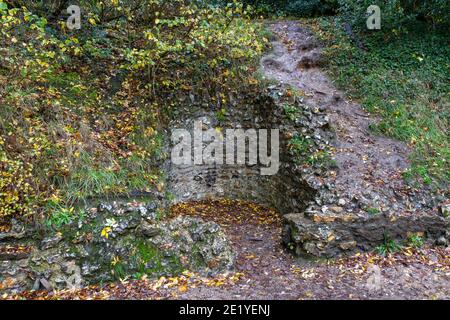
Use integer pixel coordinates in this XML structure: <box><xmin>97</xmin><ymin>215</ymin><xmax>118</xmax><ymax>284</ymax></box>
<box><xmin>178</xmin><ymin>284</ymin><xmax>188</xmax><ymax>293</ymax></box>
<box><xmin>101</xmin><ymin>227</ymin><xmax>112</xmax><ymax>239</ymax></box>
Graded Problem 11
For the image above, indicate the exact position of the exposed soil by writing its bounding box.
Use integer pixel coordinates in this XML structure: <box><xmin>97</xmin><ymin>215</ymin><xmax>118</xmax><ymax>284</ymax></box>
<box><xmin>170</xmin><ymin>200</ymin><xmax>450</xmax><ymax>300</ymax></box>
<box><xmin>262</xmin><ymin>20</ymin><xmax>448</xmax><ymax>258</ymax></box>
<box><xmin>261</xmin><ymin>20</ymin><xmax>429</xmax><ymax>217</ymax></box>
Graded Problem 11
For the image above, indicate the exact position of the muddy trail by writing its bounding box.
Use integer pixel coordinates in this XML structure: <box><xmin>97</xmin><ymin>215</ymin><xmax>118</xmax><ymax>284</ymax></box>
<box><xmin>263</xmin><ymin>20</ymin><xmax>447</xmax><ymax>258</ymax></box>
<box><xmin>170</xmin><ymin>200</ymin><xmax>450</xmax><ymax>300</ymax></box>
<box><xmin>262</xmin><ymin>21</ymin><xmax>426</xmax><ymax>215</ymax></box>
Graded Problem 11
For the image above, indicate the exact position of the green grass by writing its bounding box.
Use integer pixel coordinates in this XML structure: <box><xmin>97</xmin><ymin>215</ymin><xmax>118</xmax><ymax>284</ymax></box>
<box><xmin>315</xmin><ymin>18</ymin><xmax>449</xmax><ymax>188</ymax></box>
<box><xmin>407</xmin><ymin>234</ymin><xmax>425</xmax><ymax>249</ymax></box>
<box><xmin>58</xmin><ymin>152</ymin><xmax>155</xmax><ymax>204</ymax></box>
<box><xmin>45</xmin><ymin>204</ymin><xmax>86</xmax><ymax>229</ymax></box>
<box><xmin>375</xmin><ymin>234</ymin><xmax>402</xmax><ymax>255</ymax></box>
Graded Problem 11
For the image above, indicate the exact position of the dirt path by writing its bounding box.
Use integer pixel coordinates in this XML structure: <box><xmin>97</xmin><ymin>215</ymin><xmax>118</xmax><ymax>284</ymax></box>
<box><xmin>170</xmin><ymin>200</ymin><xmax>449</xmax><ymax>300</ymax></box>
<box><xmin>261</xmin><ymin>21</ymin><xmax>432</xmax><ymax>217</ymax></box>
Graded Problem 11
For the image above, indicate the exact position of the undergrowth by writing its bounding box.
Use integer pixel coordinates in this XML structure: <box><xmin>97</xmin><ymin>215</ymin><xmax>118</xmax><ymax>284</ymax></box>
<box><xmin>0</xmin><ymin>0</ymin><xmax>268</xmax><ymax>225</ymax></box>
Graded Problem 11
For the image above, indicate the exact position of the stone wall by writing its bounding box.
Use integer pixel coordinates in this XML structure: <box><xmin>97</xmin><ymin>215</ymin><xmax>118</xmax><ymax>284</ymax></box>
<box><xmin>165</xmin><ymin>87</ymin><xmax>331</xmax><ymax>214</ymax></box>
<box><xmin>165</xmin><ymin>85</ymin><xmax>450</xmax><ymax>258</ymax></box>
<box><xmin>0</xmin><ymin>201</ymin><xmax>234</xmax><ymax>293</ymax></box>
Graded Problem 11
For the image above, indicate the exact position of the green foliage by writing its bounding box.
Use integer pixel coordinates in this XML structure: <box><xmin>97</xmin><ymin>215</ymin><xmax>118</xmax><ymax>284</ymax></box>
<box><xmin>0</xmin><ymin>0</ymin><xmax>267</xmax><ymax>224</ymax></box>
<box><xmin>407</xmin><ymin>234</ymin><xmax>424</xmax><ymax>248</ymax></box>
<box><xmin>317</xmin><ymin>17</ymin><xmax>449</xmax><ymax>186</ymax></box>
<box><xmin>337</xmin><ymin>0</ymin><xmax>404</xmax><ymax>31</ymax></box>
<box><xmin>283</xmin><ymin>103</ymin><xmax>299</xmax><ymax>121</ymax></box>
<box><xmin>45</xmin><ymin>205</ymin><xmax>86</xmax><ymax>229</ymax></box>
<box><xmin>286</xmin><ymin>0</ymin><xmax>338</xmax><ymax>17</ymax></box>
<box><xmin>209</xmin><ymin>0</ymin><xmax>449</xmax><ymax>23</ymax></box>
<box><xmin>0</xmin><ymin>145</ymin><xmax>40</xmax><ymax>222</ymax></box>
<box><xmin>208</xmin><ymin>0</ymin><xmax>338</xmax><ymax>17</ymax></box>
<box><xmin>289</xmin><ymin>134</ymin><xmax>313</xmax><ymax>161</ymax></box>
<box><xmin>366</xmin><ymin>207</ymin><xmax>380</xmax><ymax>215</ymax></box>
<box><xmin>288</xmin><ymin>134</ymin><xmax>334</xmax><ymax>168</ymax></box>
<box><xmin>44</xmin><ymin>194</ymin><xmax>87</xmax><ymax>229</ymax></box>
<box><xmin>111</xmin><ymin>259</ymin><xmax>127</xmax><ymax>280</ymax></box>
<box><xmin>215</xmin><ymin>108</ymin><xmax>228</xmax><ymax>122</ymax></box>
<box><xmin>337</xmin><ymin>0</ymin><xmax>449</xmax><ymax>31</ymax></box>
<box><xmin>375</xmin><ymin>234</ymin><xmax>402</xmax><ymax>255</ymax></box>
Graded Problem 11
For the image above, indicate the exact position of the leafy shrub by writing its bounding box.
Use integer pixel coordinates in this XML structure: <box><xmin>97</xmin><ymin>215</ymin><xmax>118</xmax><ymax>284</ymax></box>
<box><xmin>407</xmin><ymin>234</ymin><xmax>424</xmax><ymax>249</ymax></box>
<box><xmin>206</xmin><ymin>0</ymin><xmax>338</xmax><ymax>17</ymax></box>
<box><xmin>0</xmin><ymin>0</ymin><xmax>268</xmax><ymax>224</ymax></box>
<box><xmin>0</xmin><ymin>147</ymin><xmax>39</xmax><ymax>222</ymax></box>
<box><xmin>337</xmin><ymin>0</ymin><xmax>402</xmax><ymax>31</ymax></box>
<box><xmin>45</xmin><ymin>204</ymin><xmax>86</xmax><ymax>229</ymax></box>
<box><xmin>337</xmin><ymin>0</ymin><xmax>449</xmax><ymax>31</ymax></box>
<box><xmin>202</xmin><ymin>0</ymin><xmax>448</xmax><ymax>23</ymax></box>
<box><xmin>4</xmin><ymin>0</ymin><xmax>70</xmax><ymax>17</ymax></box>
<box><xmin>286</xmin><ymin>0</ymin><xmax>338</xmax><ymax>17</ymax></box>
<box><xmin>375</xmin><ymin>234</ymin><xmax>402</xmax><ymax>255</ymax></box>
<box><xmin>415</xmin><ymin>0</ymin><xmax>449</xmax><ymax>25</ymax></box>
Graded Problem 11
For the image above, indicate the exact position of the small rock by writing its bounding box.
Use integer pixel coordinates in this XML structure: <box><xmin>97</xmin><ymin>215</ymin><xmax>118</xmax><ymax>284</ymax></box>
<box><xmin>429</xmin><ymin>254</ymin><xmax>439</xmax><ymax>263</ymax></box>
<box><xmin>436</xmin><ymin>236</ymin><xmax>448</xmax><ymax>246</ymax></box>
<box><xmin>339</xmin><ymin>241</ymin><xmax>357</xmax><ymax>250</ymax></box>
<box><xmin>139</xmin><ymin>221</ymin><xmax>161</xmax><ymax>238</ymax></box>
<box><xmin>329</xmin><ymin>206</ymin><xmax>344</xmax><ymax>214</ymax></box>
<box><xmin>338</xmin><ymin>199</ymin><xmax>346</xmax><ymax>206</ymax></box>
<box><xmin>39</xmin><ymin>278</ymin><xmax>53</xmax><ymax>291</ymax></box>
<box><xmin>0</xmin><ymin>248</ymin><xmax>30</xmax><ymax>260</ymax></box>
<box><xmin>146</xmin><ymin>202</ymin><xmax>157</xmax><ymax>211</ymax></box>
<box><xmin>32</xmin><ymin>278</ymin><xmax>41</xmax><ymax>291</ymax></box>
<box><xmin>40</xmin><ymin>233</ymin><xmax>63</xmax><ymax>250</ymax></box>
<box><xmin>98</xmin><ymin>203</ymin><xmax>113</xmax><ymax>212</ymax></box>
<box><xmin>183</xmin><ymin>192</ymin><xmax>191</xmax><ymax>199</ymax></box>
